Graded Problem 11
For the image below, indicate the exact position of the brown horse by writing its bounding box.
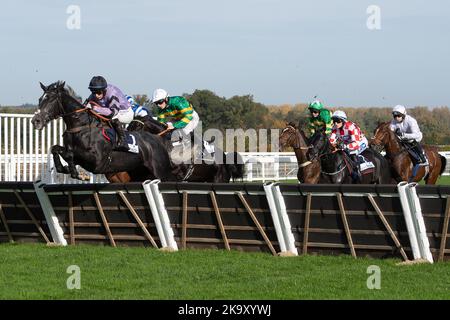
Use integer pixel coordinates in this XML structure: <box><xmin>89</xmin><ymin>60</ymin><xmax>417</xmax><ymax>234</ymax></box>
<box><xmin>279</xmin><ymin>123</ymin><xmax>322</xmax><ymax>183</ymax></box>
<box><xmin>370</xmin><ymin>122</ymin><xmax>447</xmax><ymax>184</ymax></box>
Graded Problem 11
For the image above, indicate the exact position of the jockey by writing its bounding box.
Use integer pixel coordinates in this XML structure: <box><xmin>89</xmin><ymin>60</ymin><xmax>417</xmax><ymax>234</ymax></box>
<box><xmin>329</xmin><ymin>110</ymin><xmax>369</xmax><ymax>181</ymax></box>
<box><xmin>389</xmin><ymin>105</ymin><xmax>427</xmax><ymax>164</ymax></box>
<box><xmin>152</xmin><ymin>88</ymin><xmax>200</xmax><ymax>141</ymax></box>
<box><xmin>306</xmin><ymin>99</ymin><xmax>333</xmax><ymax>137</ymax></box>
<box><xmin>86</xmin><ymin>76</ymin><xmax>133</xmax><ymax>151</ymax></box>
<box><xmin>126</xmin><ymin>95</ymin><xmax>152</xmax><ymax>119</ymax></box>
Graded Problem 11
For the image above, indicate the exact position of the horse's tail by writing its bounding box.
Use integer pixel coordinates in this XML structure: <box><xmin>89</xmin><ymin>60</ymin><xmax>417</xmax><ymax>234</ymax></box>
<box><xmin>439</xmin><ymin>155</ymin><xmax>447</xmax><ymax>176</ymax></box>
<box><xmin>226</xmin><ymin>152</ymin><xmax>245</xmax><ymax>181</ymax></box>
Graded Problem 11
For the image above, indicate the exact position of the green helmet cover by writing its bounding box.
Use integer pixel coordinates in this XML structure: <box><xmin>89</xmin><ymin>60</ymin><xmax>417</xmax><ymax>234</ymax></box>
<box><xmin>308</xmin><ymin>100</ymin><xmax>324</xmax><ymax>111</ymax></box>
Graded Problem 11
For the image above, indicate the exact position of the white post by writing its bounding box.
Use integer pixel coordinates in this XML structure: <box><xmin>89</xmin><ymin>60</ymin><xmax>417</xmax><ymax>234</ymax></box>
<box><xmin>5</xmin><ymin>117</ymin><xmax>8</xmax><ymax>181</ymax></box>
<box><xmin>33</xmin><ymin>180</ymin><xmax>67</xmax><ymax>245</ymax></box>
<box><xmin>263</xmin><ymin>182</ymin><xmax>286</xmax><ymax>253</ymax></box>
<box><xmin>272</xmin><ymin>183</ymin><xmax>298</xmax><ymax>255</ymax></box>
<box><xmin>261</xmin><ymin>161</ymin><xmax>265</xmax><ymax>182</ymax></box>
<box><xmin>247</xmin><ymin>162</ymin><xmax>253</xmax><ymax>182</ymax></box>
<box><xmin>23</xmin><ymin>118</ymin><xmax>28</xmax><ymax>181</ymax></box>
<box><xmin>150</xmin><ymin>180</ymin><xmax>178</xmax><ymax>251</ymax></box>
<box><xmin>406</xmin><ymin>183</ymin><xmax>433</xmax><ymax>263</ymax></box>
<box><xmin>10</xmin><ymin>117</ymin><xmax>15</xmax><ymax>181</ymax></box>
<box><xmin>142</xmin><ymin>180</ymin><xmax>167</xmax><ymax>248</ymax></box>
<box><xmin>397</xmin><ymin>181</ymin><xmax>421</xmax><ymax>260</ymax></box>
<box><xmin>274</xmin><ymin>155</ymin><xmax>279</xmax><ymax>181</ymax></box>
<box><xmin>34</xmin><ymin>126</ymin><xmax>39</xmax><ymax>180</ymax></box>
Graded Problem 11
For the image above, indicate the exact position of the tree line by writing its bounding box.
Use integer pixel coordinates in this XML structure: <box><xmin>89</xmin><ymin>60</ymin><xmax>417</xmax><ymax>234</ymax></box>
<box><xmin>2</xmin><ymin>89</ymin><xmax>449</xmax><ymax>146</ymax></box>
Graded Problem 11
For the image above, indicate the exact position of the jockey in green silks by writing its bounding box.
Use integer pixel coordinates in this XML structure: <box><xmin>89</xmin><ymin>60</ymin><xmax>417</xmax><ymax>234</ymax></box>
<box><xmin>306</xmin><ymin>99</ymin><xmax>333</xmax><ymax>137</ymax></box>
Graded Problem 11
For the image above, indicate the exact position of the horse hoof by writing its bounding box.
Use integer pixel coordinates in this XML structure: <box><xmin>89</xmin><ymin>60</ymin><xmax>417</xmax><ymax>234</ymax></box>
<box><xmin>78</xmin><ymin>173</ymin><xmax>90</xmax><ymax>181</ymax></box>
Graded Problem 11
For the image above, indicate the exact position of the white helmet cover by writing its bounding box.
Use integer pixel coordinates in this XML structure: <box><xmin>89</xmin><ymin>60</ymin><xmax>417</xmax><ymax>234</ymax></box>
<box><xmin>152</xmin><ymin>88</ymin><xmax>169</xmax><ymax>103</ymax></box>
<box><xmin>393</xmin><ymin>104</ymin><xmax>406</xmax><ymax>115</ymax></box>
<box><xmin>332</xmin><ymin>110</ymin><xmax>347</xmax><ymax>121</ymax></box>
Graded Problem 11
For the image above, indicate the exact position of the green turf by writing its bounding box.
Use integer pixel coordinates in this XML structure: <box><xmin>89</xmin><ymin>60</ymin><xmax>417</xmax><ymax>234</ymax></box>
<box><xmin>0</xmin><ymin>243</ymin><xmax>449</xmax><ymax>300</ymax></box>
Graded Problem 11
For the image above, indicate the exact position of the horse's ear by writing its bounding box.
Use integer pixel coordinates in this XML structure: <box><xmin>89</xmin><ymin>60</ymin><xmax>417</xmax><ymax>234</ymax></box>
<box><xmin>40</xmin><ymin>82</ymin><xmax>47</xmax><ymax>92</ymax></box>
<box><xmin>58</xmin><ymin>81</ymin><xmax>65</xmax><ymax>89</ymax></box>
<box><xmin>287</xmin><ymin>121</ymin><xmax>296</xmax><ymax>128</ymax></box>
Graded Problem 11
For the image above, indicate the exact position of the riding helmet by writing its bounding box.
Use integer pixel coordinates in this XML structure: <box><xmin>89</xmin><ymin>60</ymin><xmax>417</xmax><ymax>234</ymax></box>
<box><xmin>331</xmin><ymin>110</ymin><xmax>347</xmax><ymax>122</ymax></box>
<box><xmin>308</xmin><ymin>100</ymin><xmax>324</xmax><ymax>111</ymax></box>
<box><xmin>88</xmin><ymin>76</ymin><xmax>108</xmax><ymax>91</ymax></box>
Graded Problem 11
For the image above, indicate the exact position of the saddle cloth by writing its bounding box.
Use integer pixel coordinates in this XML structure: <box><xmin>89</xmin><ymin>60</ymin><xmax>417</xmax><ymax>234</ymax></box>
<box><xmin>104</xmin><ymin>128</ymin><xmax>139</xmax><ymax>154</ymax></box>
<box><xmin>357</xmin><ymin>155</ymin><xmax>375</xmax><ymax>173</ymax></box>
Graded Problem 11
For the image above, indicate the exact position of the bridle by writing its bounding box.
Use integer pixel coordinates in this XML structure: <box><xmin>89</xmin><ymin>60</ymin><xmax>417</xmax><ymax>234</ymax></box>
<box><xmin>309</xmin><ymin>135</ymin><xmax>349</xmax><ymax>177</ymax></box>
<box><xmin>281</xmin><ymin>126</ymin><xmax>312</xmax><ymax>167</ymax></box>
<box><xmin>38</xmin><ymin>89</ymin><xmax>91</xmax><ymax>122</ymax></box>
<box><xmin>281</xmin><ymin>126</ymin><xmax>312</xmax><ymax>150</ymax></box>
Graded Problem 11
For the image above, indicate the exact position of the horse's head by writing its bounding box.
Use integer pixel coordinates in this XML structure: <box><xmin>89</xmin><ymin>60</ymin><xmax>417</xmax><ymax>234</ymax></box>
<box><xmin>307</xmin><ymin>129</ymin><xmax>328</xmax><ymax>160</ymax></box>
<box><xmin>370</xmin><ymin>122</ymin><xmax>392</xmax><ymax>153</ymax></box>
<box><xmin>32</xmin><ymin>81</ymin><xmax>66</xmax><ymax>130</ymax></box>
<box><xmin>128</xmin><ymin>115</ymin><xmax>168</xmax><ymax>135</ymax></box>
<box><xmin>279</xmin><ymin>122</ymin><xmax>301</xmax><ymax>151</ymax></box>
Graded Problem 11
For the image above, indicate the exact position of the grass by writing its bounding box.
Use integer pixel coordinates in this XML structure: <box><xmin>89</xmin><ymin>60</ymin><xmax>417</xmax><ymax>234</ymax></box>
<box><xmin>0</xmin><ymin>243</ymin><xmax>449</xmax><ymax>300</ymax></box>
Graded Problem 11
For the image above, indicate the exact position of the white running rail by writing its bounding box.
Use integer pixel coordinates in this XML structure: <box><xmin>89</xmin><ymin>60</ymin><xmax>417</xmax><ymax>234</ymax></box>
<box><xmin>1</xmin><ymin>113</ymin><xmax>449</xmax><ymax>183</ymax></box>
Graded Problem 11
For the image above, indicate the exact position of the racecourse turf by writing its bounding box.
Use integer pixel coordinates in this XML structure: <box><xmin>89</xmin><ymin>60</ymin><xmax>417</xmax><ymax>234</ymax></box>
<box><xmin>0</xmin><ymin>243</ymin><xmax>449</xmax><ymax>299</ymax></box>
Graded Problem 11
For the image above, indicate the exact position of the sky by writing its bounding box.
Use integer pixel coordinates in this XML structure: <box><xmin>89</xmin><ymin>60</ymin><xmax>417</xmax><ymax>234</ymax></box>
<box><xmin>0</xmin><ymin>0</ymin><xmax>449</xmax><ymax>107</ymax></box>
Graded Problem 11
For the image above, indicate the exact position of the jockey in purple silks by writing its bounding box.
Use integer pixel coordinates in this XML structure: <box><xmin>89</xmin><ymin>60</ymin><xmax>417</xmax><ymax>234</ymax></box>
<box><xmin>86</xmin><ymin>76</ymin><xmax>133</xmax><ymax>151</ymax></box>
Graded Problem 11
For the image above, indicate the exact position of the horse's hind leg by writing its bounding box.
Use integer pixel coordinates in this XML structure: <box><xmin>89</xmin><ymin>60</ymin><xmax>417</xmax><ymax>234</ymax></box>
<box><xmin>425</xmin><ymin>167</ymin><xmax>440</xmax><ymax>185</ymax></box>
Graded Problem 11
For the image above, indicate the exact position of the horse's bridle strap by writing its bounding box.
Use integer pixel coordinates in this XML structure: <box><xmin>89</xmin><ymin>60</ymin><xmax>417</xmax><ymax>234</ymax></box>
<box><xmin>298</xmin><ymin>161</ymin><xmax>312</xmax><ymax>168</ymax></box>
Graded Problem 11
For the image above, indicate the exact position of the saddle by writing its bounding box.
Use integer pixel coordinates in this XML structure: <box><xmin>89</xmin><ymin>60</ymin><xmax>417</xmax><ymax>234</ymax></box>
<box><xmin>399</xmin><ymin>140</ymin><xmax>428</xmax><ymax>166</ymax></box>
<box><xmin>343</xmin><ymin>151</ymin><xmax>375</xmax><ymax>179</ymax></box>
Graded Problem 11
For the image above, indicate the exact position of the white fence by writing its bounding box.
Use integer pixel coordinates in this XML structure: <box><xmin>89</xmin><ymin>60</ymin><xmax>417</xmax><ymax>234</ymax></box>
<box><xmin>0</xmin><ymin>113</ymin><xmax>449</xmax><ymax>183</ymax></box>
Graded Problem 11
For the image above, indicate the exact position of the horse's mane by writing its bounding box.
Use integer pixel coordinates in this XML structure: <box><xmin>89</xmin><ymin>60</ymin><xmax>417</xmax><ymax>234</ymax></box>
<box><xmin>48</xmin><ymin>81</ymin><xmax>83</xmax><ymax>103</ymax></box>
<box><xmin>376</xmin><ymin>121</ymin><xmax>395</xmax><ymax>137</ymax></box>
<box><xmin>64</xmin><ymin>84</ymin><xmax>82</xmax><ymax>103</ymax></box>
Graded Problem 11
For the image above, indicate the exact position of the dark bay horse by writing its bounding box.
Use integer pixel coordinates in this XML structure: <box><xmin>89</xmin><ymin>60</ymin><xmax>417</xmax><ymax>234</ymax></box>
<box><xmin>308</xmin><ymin>130</ymin><xmax>391</xmax><ymax>184</ymax></box>
<box><xmin>31</xmin><ymin>81</ymin><xmax>175</xmax><ymax>182</ymax></box>
<box><xmin>370</xmin><ymin>122</ymin><xmax>446</xmax><ymax>184</ymax></box>
<box><xmin>127</xmin><ymin>116</ymin><xmax>245</xmax><ymax>182</ymax></box>
<box><xmin>278</xmin><ymin>123</ymin><xmax>322</xmax><ymax>183</ymax></box>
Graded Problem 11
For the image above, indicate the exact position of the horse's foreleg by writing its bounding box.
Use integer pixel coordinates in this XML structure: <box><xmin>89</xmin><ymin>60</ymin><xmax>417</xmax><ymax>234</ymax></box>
<box><xmin>51</xmin><ymin>145</ymin><xmax>71</xmax><ymax>174</ymax></box>
<box><xmin>51</xmin><ymin>145</ymin><xmax>82</xmax><ymax>180</ymax></box>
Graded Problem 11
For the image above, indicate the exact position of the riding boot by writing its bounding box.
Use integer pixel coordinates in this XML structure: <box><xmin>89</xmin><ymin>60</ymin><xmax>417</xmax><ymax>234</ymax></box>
<box><xmin>111</xmin><ymin>119</ymin><xmax>129</xmax><ymax>152</ymax></box>
<box><xmin>350</xmin><ymin>154</ymin><xmax>362</xmax><ymax>182</ymax></box>
<box><xmin>414</xmin><ymin>143</ymin><xmax>427</xmax><ymax>164</ymax></box>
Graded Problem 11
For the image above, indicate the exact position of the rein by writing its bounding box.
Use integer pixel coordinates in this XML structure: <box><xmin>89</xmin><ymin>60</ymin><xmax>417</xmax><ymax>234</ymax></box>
<box><xmin>158</xmin><ymin>127</ymin><xmax>172</xmax><ymax>136</ymax></box>
<box><xmin>321</xmin><ymin>163</ymin><xmax>347</xmax><ymax>176</ymax></box>
<box><xmin>86</xmin><ymin>100</ymin><xmax>113</xmax><ymax>122</ymax></box>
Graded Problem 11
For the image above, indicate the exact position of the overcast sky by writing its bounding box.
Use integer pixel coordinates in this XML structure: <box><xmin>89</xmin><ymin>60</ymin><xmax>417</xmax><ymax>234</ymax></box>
<box><xmin>0</xmin><ymin>0</ymin><xmax>449</xmax><ymax>107</ymax></box>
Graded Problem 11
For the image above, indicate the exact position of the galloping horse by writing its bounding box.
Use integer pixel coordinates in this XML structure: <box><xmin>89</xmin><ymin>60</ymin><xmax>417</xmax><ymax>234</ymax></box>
<box><xmin>278</xmin><ymin>123</ymin><xmax>322</xmax><ymax>183</ymax></box>
<box><xmin>127</xmin><ymin>116</ymin><xmax>245</xmax><ymax>182</ymax></box>
<box><xmin>31</xmin><ymin>81</ymin><xmax>175</xmax><ymax>182</ymax></box>
<box><xmin>370</xmin><ymin>122</ymin><xmax>446</xmax><ymax>184</ymax></box>
<box><xmin>308</xmin><ymin>130</ymin><xmax>391</xmax><ymax>184</ymax></box>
